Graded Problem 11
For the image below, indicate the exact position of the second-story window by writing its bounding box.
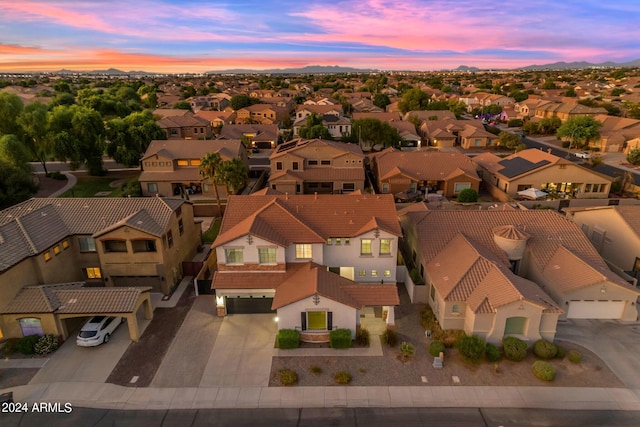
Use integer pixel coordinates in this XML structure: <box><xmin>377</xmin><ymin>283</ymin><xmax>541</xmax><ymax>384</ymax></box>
<box><xmin>292</xmin><ymin>162</ymin><xmax>299</xmax><ymax>170</ymax></box>
<box><xmin>103</xmin><ymin>240</ymin><xmax>127</xmax><ymax>253</ymax></box>
<box><xmin>258</xmin><ymin>247</ymin><xmax>277</xmax><ymax>264</ymax></box>
<box><xmin>132</xmin><ymin>239</ymin><xmax>157</xmax><ymax>253</ymax></box>
<box><xmin>308</xmin><ymin>160</ymin><xmax>318</xmax><ymax>166</ymax></box>
<box><xmin>380</xmin><ymin>239</ymin><xmax>391</xmax><ymax>256</ymax></box>
<box><xmin>295</xmin><ymin>244</ymin><xmax>312</xmax><ymax>259</ymax></box>
<box><xmin>225</xmin><ymin>248</ymin><xmax>244</xmax><ymax>265</ymax></box>
<box><xmin>167</xmin><ymin>230</ymin><xmax>174</xmax><ymax>248</ymax></box>
<box><xmin>276</xmin><ymin>161</ymin><xmax>283</xmax><ymax>171</ymax></box>
<box><xmin>360</xmin><ymin>239</ymin><xmax>372</xmax><ymax>256</ymax></box>
<box><xmin>321</xmin><ymin>160</ymin><xmax>331</xmax><ymax>165</ymax></box>
<box><xmin>178</xmin><ymin>219</ymin><xmax>184</xmax><ymax>235</ymax></box>
<box><xmin>78</xmin><ymin>237</ymin><xmax>96</xmax><ymax>252</ymax></box>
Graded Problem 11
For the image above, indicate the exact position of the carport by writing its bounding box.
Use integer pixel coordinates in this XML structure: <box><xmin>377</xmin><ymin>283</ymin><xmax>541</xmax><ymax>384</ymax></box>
<box><xmin>0</xmin><ymin>283</ymin><xmax>153</xmax><ymax>342</ymax></box>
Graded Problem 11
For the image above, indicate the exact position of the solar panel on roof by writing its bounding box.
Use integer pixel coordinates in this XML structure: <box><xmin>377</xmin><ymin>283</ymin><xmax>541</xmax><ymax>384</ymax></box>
<box><xmin>277</xmin><ymin>141</ymin><xmax>297</xmax><ymax>152</ymax></box>
<box><xmin>498</xmin><ymin>158</ymin><xmax>550</xmax><ymax>178</ymax></box>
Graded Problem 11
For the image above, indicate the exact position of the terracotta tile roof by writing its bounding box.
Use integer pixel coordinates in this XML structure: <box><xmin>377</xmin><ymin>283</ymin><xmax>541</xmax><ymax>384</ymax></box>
<box><xmin>1</xmin><ymin>283</ymin><xmax>151</xmax><ymax>314</ymax></box>
<box><xmin>403</xmin><ymin>209</ymin><xmax>633</xmax><ymax>294</ymax></box>
<box><xmin>213</xmin><ymin>193</ymin><xmax>401</xmax><ymax>249</ymax></box>
<box><xmin>613</xmin><ymin>206</ymin><xmax>640</xmax><ymax>238</ymax></box>
<box><xmin>213</xmin><ymin>262</ymin><xmax>399</xmax><ymax>308</ymax></box>
<box><xmin>157</xmin><ymin>114</ymin><xmax>209</xmax><ymax>129</ymax></box>
<box><xmin>372</xmin><ymin>148</ymin><xmax>479</xmax><ymax>182</ymax></box>
<box><xmin>270</xmin><ymin>138</ymin><xmax>363</xmax><ymax>159</ymax></box>
<box><xmin>0</xmin><ymin>198</ymin><xmax>185</xmax><ymax>272</ymax></box>
<box><xmin>142</xmin><ymin>139</ymin><xmax>243</xmax><ymax>162</ymax></box>
<box><xmin>269</xmin><ymin>167</ymin><xmax>364</xmax><ymax>182</ymax></box>
<box><xmin>352</xmin><ymin>112</ymin><xmax>401</xmax><ymax>122</ymax></box>
<box><xmin>216</xmin><ymin>124</ymin><xmax>278</xmax><ymax>141</ymax></box>
<box><xmin>404</xmin><ymin>110</ymin><xmax>456</xmax><ymax>122</ymax></box>
<box><xmin>152</xmin><ymin>109</ymin><xmax>193</xmax><ymax>119</ymax></box>
<box><xmin>428</xmin><ymin>234</ymin><xmax>561</xmax><ymax>314</ymax></box>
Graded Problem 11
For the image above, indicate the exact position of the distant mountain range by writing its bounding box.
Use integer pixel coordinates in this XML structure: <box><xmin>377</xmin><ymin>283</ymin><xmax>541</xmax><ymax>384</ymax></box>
<box><xmin>205</xmin><ymin>65</ymin><xmax>378</xmax><ymax>74</ymax></box>
<box><xmin>5</xmin><ymin>59</ymin><xmax>640</xmax><ymax>76</ymax></box>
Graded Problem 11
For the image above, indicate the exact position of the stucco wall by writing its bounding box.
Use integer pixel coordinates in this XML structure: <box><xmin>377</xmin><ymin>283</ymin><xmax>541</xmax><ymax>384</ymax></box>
<box><xmin>277</xmin><ymin>295</ymin><xmax>357</xmax><ymax>337</ymax></box>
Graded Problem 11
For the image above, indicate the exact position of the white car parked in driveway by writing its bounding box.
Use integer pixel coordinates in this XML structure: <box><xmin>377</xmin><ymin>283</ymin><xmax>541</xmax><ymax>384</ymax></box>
<box><xmin>574</xmin><ymin>151</ymin><xmax>591</xmax><ymax>159</ymax></box>
<box><xmin>76</xmin><ymin>316</ymin><xmax>124</xmax><ymax>347</ymax></box>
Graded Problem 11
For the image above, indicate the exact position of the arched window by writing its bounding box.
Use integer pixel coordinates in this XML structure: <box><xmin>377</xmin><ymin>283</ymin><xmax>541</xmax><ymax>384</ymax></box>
<box><xmin>19</xmin><ymin>318</ymin><xmax>43</xmax><ymax>337</ymax></box>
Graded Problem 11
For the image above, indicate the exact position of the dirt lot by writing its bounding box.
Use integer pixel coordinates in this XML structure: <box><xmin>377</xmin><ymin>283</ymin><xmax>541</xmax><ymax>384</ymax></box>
<box><xmin>270</xmin><ymin>288</ymin><xmax>624</xmax><ymax>388</ymax></box>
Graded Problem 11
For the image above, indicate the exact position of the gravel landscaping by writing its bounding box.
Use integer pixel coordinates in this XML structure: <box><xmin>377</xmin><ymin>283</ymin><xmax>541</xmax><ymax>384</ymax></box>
<box><xmin>269</xmin><ymin>286</ymin><xmax>624</xmax><ymax>388</ymax></box>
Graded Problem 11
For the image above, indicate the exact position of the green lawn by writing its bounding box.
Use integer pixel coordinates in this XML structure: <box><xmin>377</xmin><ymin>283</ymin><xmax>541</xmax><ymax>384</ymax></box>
<box><xmin>60</xmin><ymin>176</ymin><xmax>126</xmax><ymax>198</ymax></box>
<box><xmin>202</xmin><ymin>218</ymin><xmax>222</xmax><ymax>243</ymax></box>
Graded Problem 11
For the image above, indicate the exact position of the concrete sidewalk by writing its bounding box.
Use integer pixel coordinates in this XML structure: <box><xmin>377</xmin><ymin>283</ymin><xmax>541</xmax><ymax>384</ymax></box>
<box><xmin>5</xmin><ymin>382</ymin><xmax>640</xmax><ymax>411</ymax></box>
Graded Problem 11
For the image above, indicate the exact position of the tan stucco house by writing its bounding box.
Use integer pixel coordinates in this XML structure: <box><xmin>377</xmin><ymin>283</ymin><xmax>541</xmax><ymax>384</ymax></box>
<box><xmin>563</xmin><ymin>205</ymin><xmax>640</xmax><ymax>281</ymax></box>
<box><xmin>400</xmin><ymin>207</ymin><xmax>639</xmax><ymax>344</ymax></box>
<box><xmin>369</xmin><ymin>147</ymin><xmax>480</xmax><ymax>199</ymax></box>
<box><xmin>268</xmin><ymin>138</ymin><xmax>365</xmax><ymax>195</ymax></box>
<box><xmin>473</xmin><ymin>148</ymin><xmax>613</xmax><ymax>200</ymax></box>
<box><xmin>139</xmin><ymin>139</ymin><xmax>248</xmax><ymax>203</ymax></box>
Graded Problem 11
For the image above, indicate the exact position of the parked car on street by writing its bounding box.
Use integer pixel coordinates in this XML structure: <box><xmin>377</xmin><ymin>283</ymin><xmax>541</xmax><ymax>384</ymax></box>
<box><xmin>574</xmin><ymin>151</ymin><xmax>591</xmax><ymax>159</ymax></box>
<box><xmin>76</xmin><ymin>316</ymin><xmax>124</xmax><ymax>347</ymax></box>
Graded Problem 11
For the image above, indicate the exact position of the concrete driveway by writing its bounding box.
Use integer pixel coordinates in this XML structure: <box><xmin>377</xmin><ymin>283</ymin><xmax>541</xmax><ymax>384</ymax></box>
<box><xmin>29</xmin><ymin>313</ymin><xmax>152</xmax><ymax>384</ymax></box>
<box><xmin>556</xmin><ymin>318</ymin><xmax>640</xmax><ymax>389</ymax></box>
<box><xmin>199</xmin><ymin>313</ymin><xmax>277</xmax><ymax>387</ymax></box>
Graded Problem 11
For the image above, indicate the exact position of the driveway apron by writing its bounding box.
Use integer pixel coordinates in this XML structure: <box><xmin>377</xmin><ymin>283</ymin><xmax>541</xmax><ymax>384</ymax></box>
<box><xmin>199</xmin><ymin>314</ymin><xmax>277</xmax><ymax>387</ymax></box>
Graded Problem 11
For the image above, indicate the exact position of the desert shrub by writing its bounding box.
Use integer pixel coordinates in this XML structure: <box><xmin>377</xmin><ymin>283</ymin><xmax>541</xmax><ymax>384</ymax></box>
<box><xmin>507</xmin><ymin>119</ymin><xmax>524</xmax><ymax>127</ymax></box>
<box><xmin>329</xmin><ymin>329</ymin><xmax>352</xmax><ymax>349</ymax></box>
<box><xmin>409</xmin><ymin>268</ymin><xmax>424</xmax><ymax>284</ymax></box>
<box><xmin>382</xmin><ymin>328</ymin><xmax>398</xmax><ymax>347</ymax></box>
<box><xmin>531</xmin><ymin>360</ymin><xmax>556</xmax><ymax>381</ymax></box>
<box><xmin>310</xmin><ymin>365</ymin><xmax>322</xmax><ymax>375</ymax></box>
<box><xmin>49</xmin><ymin>171</ymin><xmax>66</xmax><ymax>180</ymax></box>
<box><xmin>16</xmin><ymin>335</ymin><xmax>41</xmax><ymax>355</ymax></box>
<box><xmin>568</xmin><ymin>350</ymin><xmax>582</xmax><ymax>363</ymax></box>
<box><xmin>399</xmin><ymin>342</ymin><xmax>415</xmax><ymax>360</ymax></box>
<box><xmin>420</xmin><ymin>306</ymin><xmax>437</xmax><ymax>330</ymax></box>
<box><xmin>533</xmin><ymin>339</ymin><xmax>558</xmax><ymax>359</ymax></box>
<box><xmin>457</xmin><ymin>335</ymin><xmax>486</xmax><ymax>363</ymax></box>
<box><xmin>562</xmin><ymin>141</ymin><xmax>571</xmax><ymax>148</ymax></box>
<box><xmin>279</xmin><ymin>369</ymin><xmax>298</xmax><ymax>386</ymax></box>
<box><xmin>34</xmin><ymin>334</ymin><xmax>60</xmax><ymax>355</ymax></box>
<box><xmin>2</xmin><ymin>338</ymin><xmax>20</xmax><ymax>355</ymax></box>
<box><xmin>355</xmin><ymin>328</ymin><xmax>370</xmax><ymax>346</ymax></box>
<box><xmin>556</xmin><ymin>345</ymin><xmax>566</xmax><ymax>359</ymax></box>
<box><xmin>277</xmin><ymin>329</ymin><xmax>300</xmax><ymax>349</ymax></box>
<box><xmin>485</xmin><ymin>343</ymin><xmax>502</xmax><ymax>362</ymax></box>
<box><xmin>457</xmin><ymin>188</ymin><xmax>479</xmax><ymax>203</ymax></box>
<box><xmin>334</xmin><ymin>371</ymin><xmax>352</xmax><ymax>385</ymax></box>
<box><xmin>438</xmin><ymin>329</ymin><xmax>466</xmax><ymax>348</ymax></box>
<box><xmin>429</xmin><ymin>341</ymin><xmax>445</xmax><ymax>357</ymax></box>
<box><xmin>502</xmin><ymin>336</ymin><xmax>528</xmax><ymax>362</ymax></box>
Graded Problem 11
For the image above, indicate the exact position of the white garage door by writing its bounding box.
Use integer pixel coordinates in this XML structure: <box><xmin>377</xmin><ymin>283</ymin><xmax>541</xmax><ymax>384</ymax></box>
<box><xmin>567</xmin><ymin>300</ymin><xmax>625</xmax><ymax>319</ymax></box>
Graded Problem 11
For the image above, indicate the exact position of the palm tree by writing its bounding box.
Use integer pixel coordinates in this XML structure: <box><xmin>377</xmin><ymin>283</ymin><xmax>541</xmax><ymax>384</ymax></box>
<box><xmin>200</xmin><ymin>152</ymin><xmax>223</xmax><ymax>215</ymax></box>
<box><xmin>219</xmin><ymin>158</ymin><xmax>249</xmax><ymax>195</ymax></box>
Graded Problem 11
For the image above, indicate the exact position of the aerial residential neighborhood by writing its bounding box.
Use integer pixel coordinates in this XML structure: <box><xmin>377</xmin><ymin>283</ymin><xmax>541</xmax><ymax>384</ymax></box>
<box><xmin>3</xmin><ymin>6</ymin><xmax>640</xmax><ymax>421</ymax></box>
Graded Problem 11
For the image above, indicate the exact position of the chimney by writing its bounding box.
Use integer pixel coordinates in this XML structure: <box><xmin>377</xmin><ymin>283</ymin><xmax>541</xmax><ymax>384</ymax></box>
<box><xmin>314</xmin><ymin>192</ymin><xmax>318</xmax><ymax>200</ymax></box>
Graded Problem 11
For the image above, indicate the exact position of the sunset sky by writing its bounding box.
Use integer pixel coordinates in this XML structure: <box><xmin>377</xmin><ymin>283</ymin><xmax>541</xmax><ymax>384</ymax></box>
<box><xmin>1</xmin><ymin>0</ymin><xmax>639</xmax><ymax>73</ymax></box>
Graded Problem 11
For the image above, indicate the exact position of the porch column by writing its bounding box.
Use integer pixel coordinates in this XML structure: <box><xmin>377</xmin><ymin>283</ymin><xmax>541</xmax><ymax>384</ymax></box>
<box><xmin>384</xmin><ymin>306</ymin><xmax>395</xmax><ymax>326</ymax></box>
<box><xmin>127</xmin><ymin>314</ymin><xmax>140</xmax><ymax>342</ymax></box>
<box><xmin>355</xmin><ymin>309</ymin><xmax>361</xmax><ymax>328</ymax></box>
<box><xmin>215</xmin><ymin>295</ymin><xmax>227</xmax><ymax>317</ymax></box>
<box><xmin>143</xmin><ymin>296</ymin><xmax>154</xmax><ymax>320</ymax></box>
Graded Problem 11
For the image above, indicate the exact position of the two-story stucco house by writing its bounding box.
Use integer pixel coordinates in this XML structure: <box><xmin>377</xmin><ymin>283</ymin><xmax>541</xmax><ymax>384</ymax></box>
<box><xmin>268</xmin><ymin>138</ymin><xmax>365</xmax><ymax>195</ymax></box>
<box><xmin>0</xmin><ymin>198</ymin><xmax>202</xmax><ymax>342</ymax></box>
<box><xmin>211</xmin><ymin>192</ymin><xmax>401</xmax><ymax>341</ymax></box>
<box><xmin>139</xmin><ymin>139</ymin><xmax>248</xmax><ymax>209</ymax></box>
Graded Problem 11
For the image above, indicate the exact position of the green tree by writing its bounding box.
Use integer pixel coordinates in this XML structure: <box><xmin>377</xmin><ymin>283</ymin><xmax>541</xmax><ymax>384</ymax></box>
<box><xmin>556</xmin><ymin>115</ymin><xmax>602</xmax><ymax>149</ymax></box>
<box><xmin>230</xmin><ymin>94</ymin><xmax>253</xmax><ymax>110</ymax></box>
<box><xmin>106</xmin><ymin>111</ymin><xmax>166</xmax><ymax>167</ymax></box>
<box><xmin>541</xmin><ymin>79</ymin><xmax>557</xmax><ymax>90</ymax></box>
<box><xmin>200</xmin><ymin>152</ymin><xmax>223</xmax><ymax>215</ymax></box>
<box><xmin>457</xmin><ymin>188</ymin><xmax>479</xmax><ymax>203</ymax></box>
<box><xmin>398</xmin><ymin>88</ymin><xmax>430</xmax><ymax>114</ymax></box>
<box><xmin>624</xmin><ymin>102</ymin><xmax>640</xmax><ymax>120</ymax></box>
<box><xmin>611</xmin><ymin>87</ymin><xmax>626</xmax><ymax>97</ymax></box>
<box><xmin>564</xmin><ymin>87</ymin><xmax>577</xmax><ymax>97</ymax></box>
<box><xmin>346</xmin><ymin>118</ymin><xmax>401</xmax><ymax>149</ymax></box>
<box><xmin>219</xmin><ymin>158</ymin><xmax>248</xmax><ymax>195</ymax></box>
<box><xmin>627</xmin><ymin>148</ymin><xmax>640</xmax><ymax>165</ymax></box>
<box><xmin>498</xmin><ymin>132</ymin><xmax>522</xmax><ymax>149</ymax></box>
<box><xmin>49</xmin><ymin>92</ymin><xmax>76</xmax><ymax>107</ymax></box>
<box><xmin>48</xmin><ymin>105</ymin><xmax>106</xmax><ymax>175</ymax></box>
<box><xmin>447</xmin><ymin>100</ymin><xmax>467</xmax><ymax>118</ymax></box>
<box><xmin>0</xmin><ymin>134</ymin><xmax>31</xmax><ymax>166</ymax></box>
<box><xmin>509</xmin><ymin>90</ymin><xmax>528</xmax><ymax>102</ymax></box>
<box><xmin>0</xmin><ymin>92</ymin><xmax>24</xmax><ymax>135</ymax></box>
<box><xmin>0</xmin><ymin>159</ymin><xmax>37</xmax><ymax>209</ymax></box>
<box><xmin>172</xmin><ymin>100</ymin><xmax>192</xmax><ymax>111</ymax></box>
<box><xmin>16</xmin><ymin>102</ymin><xmax>51</xmax><ymax>174</ymax></box>
<box><xmin>373</xmin><ymin>93</ymin><xmax>391</xmax><ymax>109</ymax></box>
<box><xmin>298</xmin><ymin>113</ymin><xmax>332</xmax><ymax>140</ymax></box>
